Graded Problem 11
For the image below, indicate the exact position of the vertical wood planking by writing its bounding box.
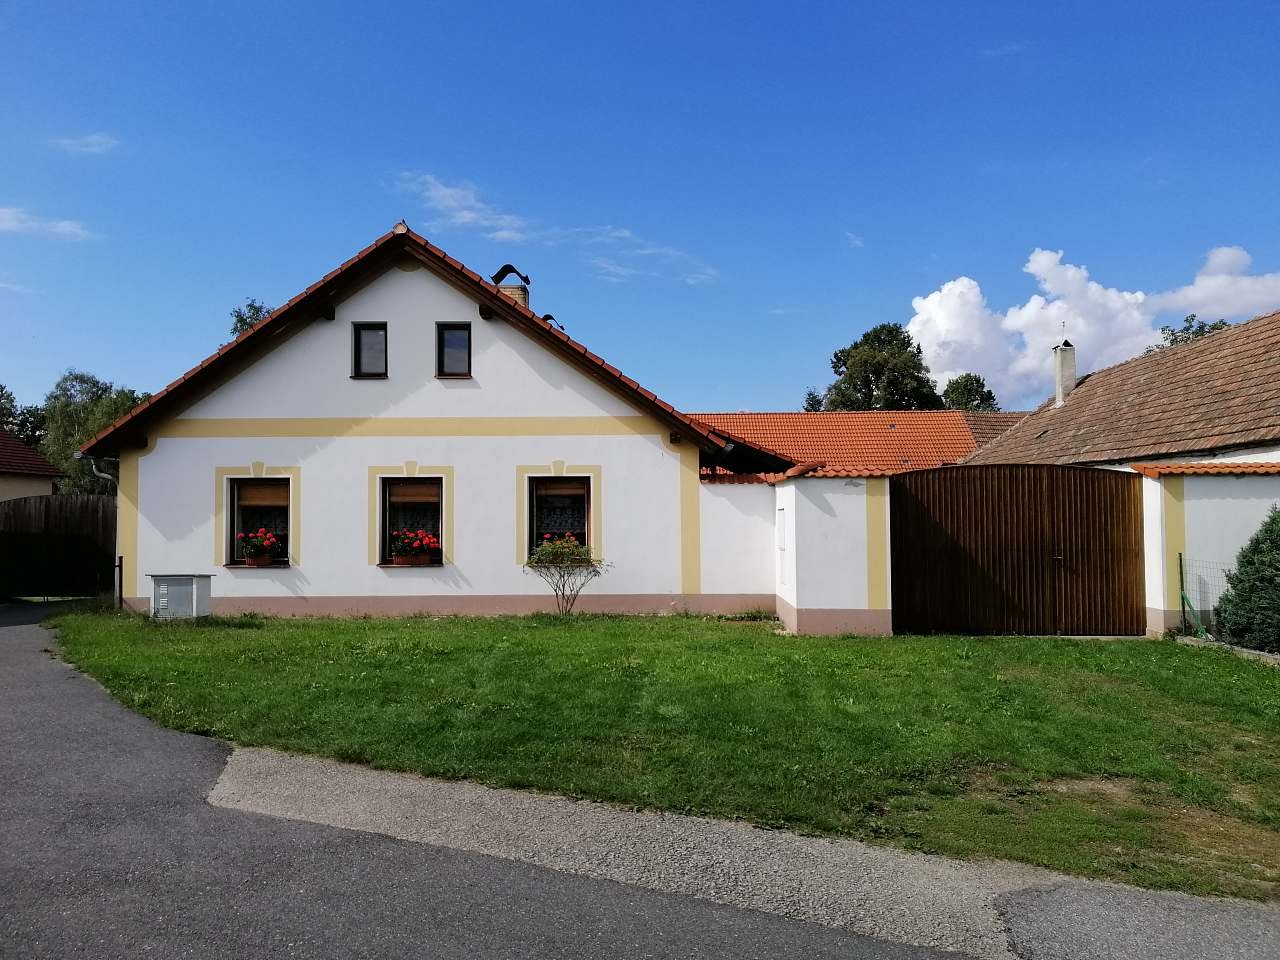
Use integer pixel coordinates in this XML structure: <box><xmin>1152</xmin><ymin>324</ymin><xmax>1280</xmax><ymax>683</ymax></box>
<box><xmin>890</xmin><ymin>465</ymin><xmax>1144</xmax><ymax>635</ymax></box>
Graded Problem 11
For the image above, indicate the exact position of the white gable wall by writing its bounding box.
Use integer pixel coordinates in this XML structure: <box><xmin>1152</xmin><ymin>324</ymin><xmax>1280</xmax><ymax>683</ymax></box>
<box><xmin>183</xmin><ymin>265</ymin><xmax>639</xmax><ymax>420</ymax></box>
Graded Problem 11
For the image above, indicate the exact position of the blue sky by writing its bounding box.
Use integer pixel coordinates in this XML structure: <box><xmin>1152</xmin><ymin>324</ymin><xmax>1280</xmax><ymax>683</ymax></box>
<box><xmin>4</xmin><ymin>1</ymin><xmax>1280</xmax><ymax>412</ymax></box>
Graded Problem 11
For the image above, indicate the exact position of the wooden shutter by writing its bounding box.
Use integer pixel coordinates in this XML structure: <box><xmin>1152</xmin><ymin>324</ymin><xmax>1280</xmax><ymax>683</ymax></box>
<box><xmin>387</xmin><ymin>478</ymin><xmax>441</xmax><ymax>503</ymax></box>
<box><xmin>236</xmin><ymin>480</ymin><xmax>289</xmax><ymax>506</ymax></box>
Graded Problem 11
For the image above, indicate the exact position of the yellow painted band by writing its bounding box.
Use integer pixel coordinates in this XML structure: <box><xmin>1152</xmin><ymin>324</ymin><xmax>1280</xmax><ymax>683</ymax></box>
<box><xmin>117</xmin><ymin>452</ymin><xmax>140</xmax><ymax>598</ymax></box>
<box><xmin>367</xmin><ymin>464</ymin><xmax>456</xmax><ymax>565</ymax></box>
<box><xmin>1162</xmin><ymin>475</ymin><xmax>1186</xmax><ymax>612</ymax></box>
<box><xmin>679</xmin><ymin>443</ymin><xmax>701</xmax><ymax>595</ymax></box>
<box><xmin>865</xmin><ymin>477</ymin><xmax>889</xmax><ymax>609</ymax></box>
<box><xmin>159</xmin><ymin>415</ymin><xmax>663</xmax><ymax>439</ymax></box>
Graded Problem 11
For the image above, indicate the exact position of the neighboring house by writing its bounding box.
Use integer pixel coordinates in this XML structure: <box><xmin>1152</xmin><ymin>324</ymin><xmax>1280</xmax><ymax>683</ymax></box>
<box><xmin>82</xmin><ymin>224</ymin><xmax>1023</xmax><ymax>631</ymax></box>
<box><xmin>0</xmin><ymin>429</ymin><xmax>59</xmax><ymax>501</ymax></box>
<box><xmin>970</xmin><ymin>312</ymin><xmax>1280</xmax><ymax>632</ymax></box>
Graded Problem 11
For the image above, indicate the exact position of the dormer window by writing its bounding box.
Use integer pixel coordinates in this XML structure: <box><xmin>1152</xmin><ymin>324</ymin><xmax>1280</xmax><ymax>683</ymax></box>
<box><xmin>352</xmin><ymin>322</ymin><xmax>387</xmax><ymax>378</ymax></box>
<box><xmin>436</xmin><ymin>323</ymin><xmax>471</xmax><ymax>378</ymax></box>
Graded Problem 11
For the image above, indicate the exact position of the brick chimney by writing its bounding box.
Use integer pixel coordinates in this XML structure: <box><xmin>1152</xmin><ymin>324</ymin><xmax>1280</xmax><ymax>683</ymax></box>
<box><xmin>498</xmin><ymin>283</ymin><xmax>529</xmax><ymax>309</ymax></box>
<box><xmin>1053</xmin><ymin>339</ymin><xmax>1077</xmax><ymax>407</ymax></box>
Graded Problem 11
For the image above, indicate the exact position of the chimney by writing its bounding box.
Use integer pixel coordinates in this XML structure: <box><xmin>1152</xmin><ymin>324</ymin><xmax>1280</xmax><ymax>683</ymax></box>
<box><xmin>1053</xmin><ymin>339</ymin><xmax>1077</xmax><ymax>407</ymax></box>
<box><xmin>498</xmin><ymin>283</ymin><xmax>529</xmax><ymax>309</ymax></box>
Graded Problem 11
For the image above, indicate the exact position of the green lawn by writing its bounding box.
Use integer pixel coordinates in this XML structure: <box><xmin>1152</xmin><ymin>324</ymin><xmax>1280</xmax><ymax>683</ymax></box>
<box><xmin>52</xmin><ymin>611</ymin><xmax>1280</xmax><ymax>899</ymax></box>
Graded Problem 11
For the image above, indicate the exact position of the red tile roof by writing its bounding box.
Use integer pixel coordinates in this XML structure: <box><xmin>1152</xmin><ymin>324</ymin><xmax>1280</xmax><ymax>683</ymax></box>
<box><xmin>1131</xmin><ymin>462</ymin><xmax>1280</xmax><ymax>478</ymax></box>
<box><xmin>688</xmin><ymin>411</ymin><xmax>1025</xmax><ymax>476</ymax></box>
<box><xmin>969</xmin><ymin>309</ymin><xmax>1280</xmax><ymax>465</ymax></box>
<box><xmin>0</xmin><ymin>429</ymin><xmax>60</xmax><ymax>477</ymax></box>
<box><xmin>83</xmin><ymin>225</ymin><xmax>726</xmax><ymax>457</ymax></box>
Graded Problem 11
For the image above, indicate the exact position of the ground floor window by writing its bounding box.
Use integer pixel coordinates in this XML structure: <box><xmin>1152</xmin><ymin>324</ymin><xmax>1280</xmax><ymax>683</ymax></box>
<box><xmin>382</xmin><ymin>476</ymin><xmax>443</xmax><ymax>563</ymax></box>
<box><xmin>529</xmin><ymin>476</ymin><xmax>589</xmax><ymax>555</ymax></box>
<box><xmin>230</xmin><ymin>478</ymin><xmax>290</xmax><ymax>563</ymax></box>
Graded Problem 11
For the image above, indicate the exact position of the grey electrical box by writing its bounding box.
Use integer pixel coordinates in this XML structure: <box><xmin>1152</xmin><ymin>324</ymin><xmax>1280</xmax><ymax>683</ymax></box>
<box><xmin>147</xmin><ymin>574</ymin><xmax>214</xmax><ymax>619</ymax></box>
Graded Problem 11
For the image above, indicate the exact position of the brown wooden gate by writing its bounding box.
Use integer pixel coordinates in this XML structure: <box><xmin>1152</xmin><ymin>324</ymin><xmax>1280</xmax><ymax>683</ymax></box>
<box><xmin>890</xmin><ymin>465</ymin><xmax>1144</xmax><ymax>636</ymax></box>
<box><xmin>0</xmin><ymin>495</ymin><xmax>117</xmax><ymax>599</ymax></box>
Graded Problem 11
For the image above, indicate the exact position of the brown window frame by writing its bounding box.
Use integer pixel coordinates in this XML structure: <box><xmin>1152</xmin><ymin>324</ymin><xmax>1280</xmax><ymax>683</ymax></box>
<box><xmin>528</xmin><ymin>476</ymin><xmax>591</xmax><ymax>556</ymax></box>
<box><xmin>436</xmin><ymin>322</ymin><xmax>472</xmax><ymax>378</ymax></box>
<box><xmin>227</xmin><ymin>477</ymin><xmax>291</xmax><ymax>567</ymax></box>
<box><xmin>379</xmin><ymin>476</ymin><xmax>445</xmax><ymax>565</ymax></box>
<box><xmin>352</xmin><ymin>322</ymin><xmax>388</xmax><ymax>379</ymax></box>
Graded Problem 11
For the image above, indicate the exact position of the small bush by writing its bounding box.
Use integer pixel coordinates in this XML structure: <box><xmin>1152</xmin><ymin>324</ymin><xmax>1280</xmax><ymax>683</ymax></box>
<box><xmin>523</xmin><ymin>534</ymin><xmax>611</xmax><ymax>615</ymax></box>
<box><xmin>1214</xmin><ymin>506</ymin><xmax>1280</xmax><ymax>652</ymax></box>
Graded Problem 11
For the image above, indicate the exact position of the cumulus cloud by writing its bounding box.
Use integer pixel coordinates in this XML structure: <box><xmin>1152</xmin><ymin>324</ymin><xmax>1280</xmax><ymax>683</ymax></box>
<box><xmin>0</xmin><ymin>207</ymin><xmax>90</xmax><ymax>239</ymax></box>
<box><xmin>50</xmin><ymin>132</ymin><xmax>119</xmax><ymax>154</ymax></box>
<box><xmin>398</xmin><ymin>172</ymin><xmax>718</xmax><ymax>287</ymax></box>
<box><xmin>906</xmin><ymin>246</ymin><xmax>1280</xmax><ymax>407</ymax></box>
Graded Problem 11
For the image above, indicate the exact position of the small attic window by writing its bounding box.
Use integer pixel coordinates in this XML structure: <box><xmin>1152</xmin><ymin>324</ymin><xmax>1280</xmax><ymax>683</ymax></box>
<box><xmin>352</xmin><ymin>323</ymin><xmax>387</xmax><ymax>378</ymax></box>
<box><xmin>437</xmin><ymin>322</ymin><xmax>472</xmax><ymax>378</ymax></box>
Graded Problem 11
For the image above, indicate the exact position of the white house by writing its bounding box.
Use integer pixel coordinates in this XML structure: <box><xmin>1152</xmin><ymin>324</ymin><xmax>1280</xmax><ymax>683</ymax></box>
<box><xmin>83</xmin><ymin>225</ymin><xmax>1029</xmax><ymax>632</ymax></box>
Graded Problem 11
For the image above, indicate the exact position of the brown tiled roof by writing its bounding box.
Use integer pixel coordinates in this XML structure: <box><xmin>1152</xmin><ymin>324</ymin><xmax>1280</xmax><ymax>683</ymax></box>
<box><xmin>0</xmin><ymin>429</ymin><xmax>60</xmax><ymax>477</ymax></box>
<box><xmin>83</xmin><ymin>226</ymin><xmax>727</xmax><ymax>457</ymax></box>
<box><xmin>1131</xmin><ymin>462</ymin><xmax>1280</xmax><ymax>478</ymax></box>
<box><xmin>688</xmin><ymin>410</ymin><xmax>1024</xmax><ymax>475</ymax></box>
<box><xmin>961</xmin><ymin>411</ymin><xmax>1028</xmax><ymax>447</ymax></box>
<box><xmin>969</xmin><ymin>310</ymin><xmax>1280</xmax><ymax>465</ymax></box>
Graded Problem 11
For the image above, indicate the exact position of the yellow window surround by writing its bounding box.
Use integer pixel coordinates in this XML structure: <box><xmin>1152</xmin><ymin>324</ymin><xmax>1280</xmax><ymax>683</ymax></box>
<box><xmin>367</xmin><ymin>463</ymin><xmax>456</xmax><ymax>565</ymax></box>
<box><xmin>213</xmin><ymin>462</ymin><xmax>302</xmax><ymax>565</ymax></box>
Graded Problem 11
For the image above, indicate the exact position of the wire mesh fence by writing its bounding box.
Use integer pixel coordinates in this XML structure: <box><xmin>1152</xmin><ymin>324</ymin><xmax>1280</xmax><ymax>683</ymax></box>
<box><xmin>1179</xmin><ymin>554</ymin><xmax>1233</xmax><ymax>635</ymax></box>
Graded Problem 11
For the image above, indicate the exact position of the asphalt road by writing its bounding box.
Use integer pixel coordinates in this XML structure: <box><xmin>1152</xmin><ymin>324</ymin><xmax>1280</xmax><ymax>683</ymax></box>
<box><xmin>0</xmin><ymin>604</ymin><xmax>960</xmax><ymax>960</ymax></box>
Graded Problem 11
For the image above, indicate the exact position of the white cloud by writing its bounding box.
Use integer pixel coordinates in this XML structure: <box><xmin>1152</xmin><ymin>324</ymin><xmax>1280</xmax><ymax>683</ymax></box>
<box><xmin>845</xmin><ymin>231</ymin><xmax>865</xmax><ymax>248</ymax></box>
<box><xmin>50</xmin><ymin>132</ymin><xmax>119</xmax><ymax>154</ymax></box>
<box><xmin>398</xmin><ymin>171</ymin><xmax>718</xmax><ymax>286</ymax></box>
<box><xmin>0</xmin><ymin>280</ymin><xmax>35</xmax><ymax>294</ymax></box>
<box><xmin>906</xmin><ymin>246</ymin><xmax>1280</xmax><ymax>407</ymax></box>
<box><xmin>0</xmin><ymin>207</ymin><xmax>91</xmax><ymax>240</ymax></box>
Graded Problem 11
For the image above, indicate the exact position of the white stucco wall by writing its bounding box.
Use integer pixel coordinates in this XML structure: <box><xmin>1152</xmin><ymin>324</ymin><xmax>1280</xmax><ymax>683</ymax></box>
<box><xmin>790</xmin><ymin>478</ymin><xmax>869</xmax><ymax>610</ymax></box>
<box><xmin>1141</xmin><ymin>475</ymin><xmax>1166</xmax><ymax>620</ymax></box>
<box><xmin>1184</xmin><ymin>475</ymin><xmax>1280</xmax><ymax>565</ymax></box>
<box><xmin>698</xmin><ymin>483</ymin><xmax>775</xmax><ymax>596</ymax></box>
<box><xmin>773</xmin><ymin>481</ymin><xmax>797</xmax><ymax>609</ymax></box>
<box><xmin>135</xmin><ymin>432</ymin><xmax>686</xmax><ymax>599</ymax></box>
<box><xmin>181</xmin><ymin>265</ymin><xmax>638</xmax><ymax>420</ymax></box>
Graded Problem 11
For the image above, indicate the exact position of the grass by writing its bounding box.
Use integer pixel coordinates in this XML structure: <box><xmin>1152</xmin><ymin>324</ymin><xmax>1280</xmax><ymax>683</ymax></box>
<box><xmin>52</xmin><ymin>610</ymin><xmax>1280</xmax><ymax>900</ymax></box>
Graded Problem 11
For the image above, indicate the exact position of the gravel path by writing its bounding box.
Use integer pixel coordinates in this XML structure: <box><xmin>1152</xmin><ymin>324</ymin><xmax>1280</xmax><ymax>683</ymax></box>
<box><xmin>210</xmin><ymin>747</ymin><xmax>1280</xmax><ymax>960</ymax></box>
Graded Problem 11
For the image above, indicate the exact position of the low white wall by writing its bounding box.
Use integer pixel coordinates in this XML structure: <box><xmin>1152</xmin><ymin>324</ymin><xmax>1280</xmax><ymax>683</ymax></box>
<box><xmin>792</xmin><ymin>478</ymin><xmax>868</xmax><ymax>610</ymax></box>
<box><xmin>1182</xmin><ymin>474</ymin><xmax>1280</xmax><ymax>616</ymax></box>
<box><xmin>698</xmin><ymin>483</ymin><xmax>775</xmax><ymax>596</ymax></box>
<box><xmin>0</xmin><ymin>475</ymin><xmax>55</xmax><ymax>501</ymax></box>
<box><xmin>773</xmin><ymin>481</ymin><xmax>797</xmax><ymax>610</ymax></box>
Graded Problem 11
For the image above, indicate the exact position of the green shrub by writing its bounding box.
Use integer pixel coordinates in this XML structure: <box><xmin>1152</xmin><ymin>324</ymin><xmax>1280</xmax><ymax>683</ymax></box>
<box><xmin>1214</xmin><ymin>506</ymin><xmax>1280</xmax><ymax>651</ymax></box>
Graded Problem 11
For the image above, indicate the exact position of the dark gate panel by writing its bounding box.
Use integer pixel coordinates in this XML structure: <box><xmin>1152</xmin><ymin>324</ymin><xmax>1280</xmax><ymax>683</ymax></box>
<box><xmin>0</xmin><ymin>495</ymin><xmax>117</xmax><ymax>598</ymax></box>
<box><xmin>890</xmin><ymin>465</ymin><xmax>1144</xmax><ymax>636</ymax></box>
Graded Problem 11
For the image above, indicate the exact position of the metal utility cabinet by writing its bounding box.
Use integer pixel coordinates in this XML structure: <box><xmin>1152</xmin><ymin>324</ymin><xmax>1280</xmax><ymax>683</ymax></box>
<box><xmin>147</xmin><ymin>574</ymin><xmax>214</xmax><ymax>619</ymax></box>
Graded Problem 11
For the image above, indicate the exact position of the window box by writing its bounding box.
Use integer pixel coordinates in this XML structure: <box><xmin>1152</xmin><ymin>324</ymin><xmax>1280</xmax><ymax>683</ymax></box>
<box><xmin>390</xmin><ymin>549</ymin><xmax>443</xmax><ymax>567</ymax></box>
<box><xmin>244</xmin><ymin>555</ymin><xmax>278</xmax><ymax>568</ymax></box>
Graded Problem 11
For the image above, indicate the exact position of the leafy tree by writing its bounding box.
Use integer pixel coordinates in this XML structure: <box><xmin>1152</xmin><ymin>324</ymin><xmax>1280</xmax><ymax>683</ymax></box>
<box><xmin>802</xmin><ymin>388</ymin><xmax>824</xmax><ymax>412</ymax></box>
<box><xmin>810</xmin><ymin>323</ymin><xmax>943</xmax><ymax>411</ymax></box>
<box><xmin>1146</xmin><ymin>314</ymin><xmax>1230</xmax><ymax>354</ymax></box>
<box><xmin>0</xmin><ymin>383</ymin><xmax>49</xmax><ymax>448</ymax></box>
<box><xmin>1214</xmin><ymin>507</ymin><xmax>1280</xmax><ymax>651</ymax></box>
<box><xmin>229</xmin><ymin>298</ymin><xmax>273</xmax><ymax>339</ymax></box>
<box><xmin>942</xmin><ymin>372</ymin><xmax>1000</xmax><ymax>412</ymax></box>
<box><xmin>39</xmin><ymin>371</ymin><xmax>149</xmax><ymax>494</ymax></box>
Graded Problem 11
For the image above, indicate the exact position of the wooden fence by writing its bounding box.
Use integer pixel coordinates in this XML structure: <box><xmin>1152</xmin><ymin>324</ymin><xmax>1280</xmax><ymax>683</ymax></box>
<box><xmin>0</xmin><ymin>495</ymin><xmax>117</xmax><ymax>599</ymax></box>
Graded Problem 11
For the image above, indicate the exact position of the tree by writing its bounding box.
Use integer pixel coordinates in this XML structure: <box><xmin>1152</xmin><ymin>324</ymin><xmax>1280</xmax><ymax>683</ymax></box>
<box><xmin>942</xmin><ymin>372</ymin><xmax>1000</xmax><ymax>412</ymax></box>
<box><xmin>1214</xmin><ymin>507</ymin><xmax>1280</xmax><ymax>651</ymax></box>
<box><xmin>1146</xmin><ymin>314</ymin><xmax>1230</xmax><ymax>354</ymax></box>
<box><xmin>229</xmin><ymin>298</ymin><xmax>273</xmax><ymax>339</ymax></box>
<box><xmin>39</xmin><ymin>371</ymin><xmax>149</xmax><ymax>494</ymax></box>
<box><xmin>0</xmin><ymin>383</ymin><xmax>49</xmax><ymax>448</ymax></box>
<box><xmin>802</xmin><ymin>388</ymin><xmax>824</xmax><ymax>412</ymax></box>
<box><xmin>810</xmin><ymin>323</ymin><xmax>943</xmax><ymax>411</ymax></box>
